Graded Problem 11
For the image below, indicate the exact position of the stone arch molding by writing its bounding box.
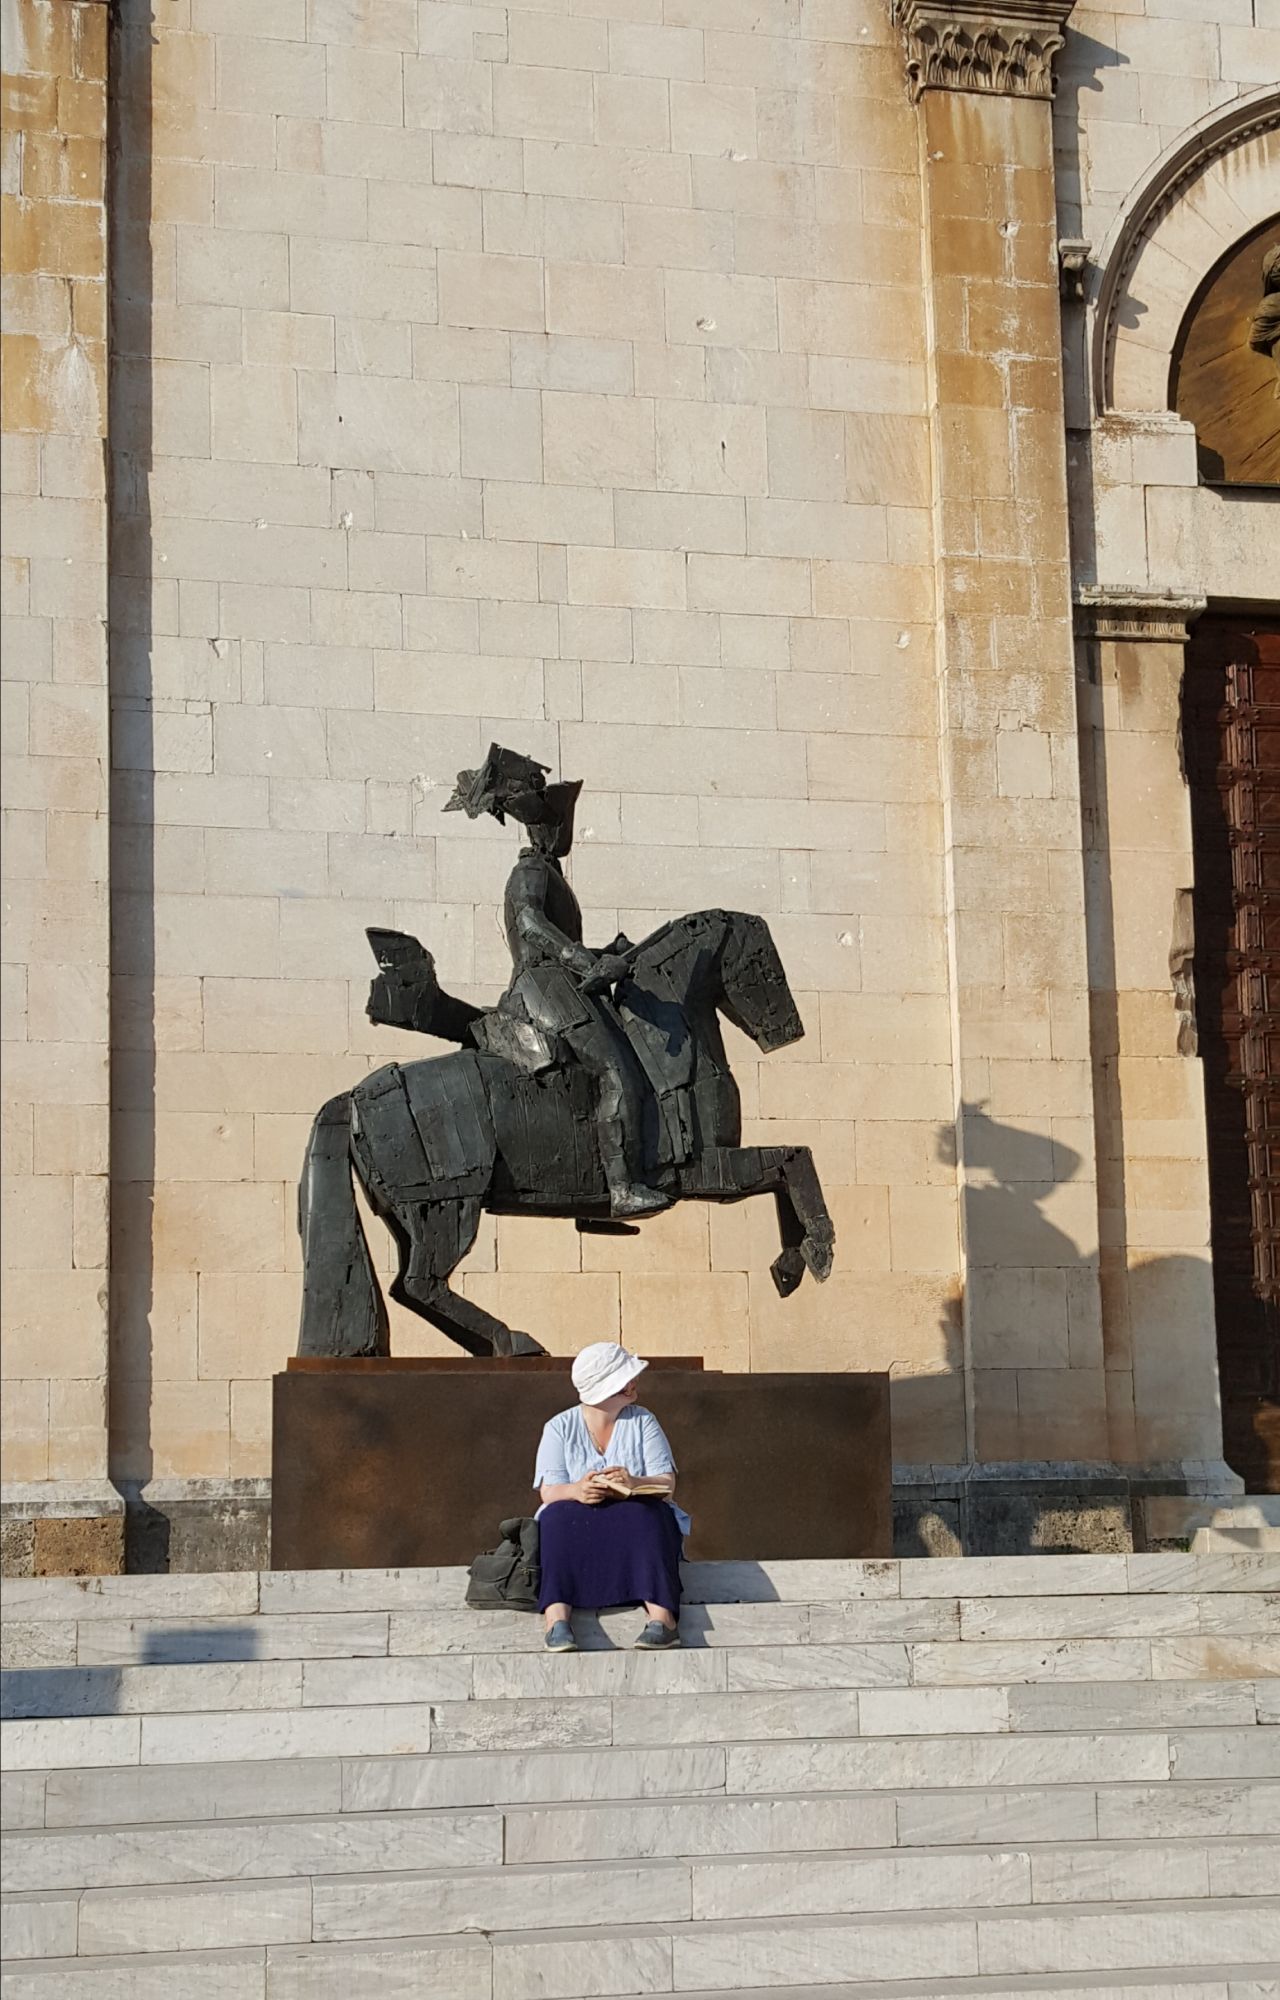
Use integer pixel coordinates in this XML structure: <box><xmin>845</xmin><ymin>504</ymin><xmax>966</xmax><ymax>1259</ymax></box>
<box><xmin>1093</xmin><ymin>88</ymin><xmax>1280</xmax><ymax>417</ymax></box>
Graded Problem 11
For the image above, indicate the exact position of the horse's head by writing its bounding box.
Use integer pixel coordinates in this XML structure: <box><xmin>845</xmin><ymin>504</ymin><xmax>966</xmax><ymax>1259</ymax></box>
<box><xmin>715</xmin><ymin>911</ymin><xmax>805</xmax><ymax>1053</ymax></box>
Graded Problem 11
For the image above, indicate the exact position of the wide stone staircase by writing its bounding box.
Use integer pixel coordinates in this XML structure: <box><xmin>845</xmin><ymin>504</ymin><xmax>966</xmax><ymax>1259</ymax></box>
<box><xmin>2</xmin><ymin>1553</ymin><xmax>1277</xmax><ymax>1998</ymax></box>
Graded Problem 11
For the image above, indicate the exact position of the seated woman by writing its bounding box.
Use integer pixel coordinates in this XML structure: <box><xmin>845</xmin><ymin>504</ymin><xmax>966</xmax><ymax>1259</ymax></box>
<box><xmin>535</xmin><ymin>1341</ymin><xmax>690</xmax><ymax>1653</ymax></box>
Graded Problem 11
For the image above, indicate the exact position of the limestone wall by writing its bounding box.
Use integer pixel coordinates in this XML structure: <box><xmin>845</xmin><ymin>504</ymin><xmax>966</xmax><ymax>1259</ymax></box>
<box><xmin>1</xmin><ymin>0</ymin><xmax>112</xmax><ymax>1494</ymax></box>
<box><xmin>1058</xmin><ymin>5</ymin><xmax>1278</xmax><ymax>1469</ymax></box>
<box><xmin>103</xmin><ymin>0</ymin><xmax>961</xmax><ymax>1487</ymax></box>
<box><xmin>1056</xmin><ymin>3</ymin><xmax>1275</xmax><ymax>256</ymax></box>
<box><xmin>5</xmin><ymin>0</ymin><xmax>1269</xmax><ymax>1515</ymax></box>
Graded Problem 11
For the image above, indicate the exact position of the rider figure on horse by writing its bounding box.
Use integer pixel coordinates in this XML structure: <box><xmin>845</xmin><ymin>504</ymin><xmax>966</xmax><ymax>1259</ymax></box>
<box><xmin>446</xmin><ymin>744</ymin><xmax>671</xmax><ymax>1219</ymax></box>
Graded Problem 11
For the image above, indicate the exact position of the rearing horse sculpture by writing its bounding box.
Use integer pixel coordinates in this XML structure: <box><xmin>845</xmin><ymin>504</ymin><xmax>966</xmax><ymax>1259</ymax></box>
<box><xmin>297</xmin><ymin>906</ymin><xmax>835</xmax><ymax>1359</ymax></box>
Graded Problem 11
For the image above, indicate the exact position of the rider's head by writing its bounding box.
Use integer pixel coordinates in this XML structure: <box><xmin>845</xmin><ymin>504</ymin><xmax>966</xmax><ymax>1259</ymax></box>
<box><xmin>446</xmin><ymin>743</ymin><xmax>581</xmax><ymax>856</ymax></box>
<box><xmin>529</xmin><ymin>779</ymin><xmax>582</xmax><ymax>858</ymax></box>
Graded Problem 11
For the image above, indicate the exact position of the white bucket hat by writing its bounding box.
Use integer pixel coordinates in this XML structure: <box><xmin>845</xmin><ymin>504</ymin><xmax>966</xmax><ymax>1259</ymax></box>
<box><xmin>572</xmin><ymin>1340</ymin><xmax>648</xmax><ymax>1406</ymax></box>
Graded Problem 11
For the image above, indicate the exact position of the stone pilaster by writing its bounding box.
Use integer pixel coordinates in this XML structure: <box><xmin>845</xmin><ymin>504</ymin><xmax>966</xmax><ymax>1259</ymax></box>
<box><xmin>0</xmin><ymin>0</ymin><xmax>120</xmax><ymax>1573</ymax></box>
<box><xmin>894</xmin><ymin>0</ymin><xmax>1108</xmax><ymax>1464</ymax></box>
<box><xmin>1074</xmin><ymin>589</ymin><xmax>1230</xmax><ymax>1476</ymax></box>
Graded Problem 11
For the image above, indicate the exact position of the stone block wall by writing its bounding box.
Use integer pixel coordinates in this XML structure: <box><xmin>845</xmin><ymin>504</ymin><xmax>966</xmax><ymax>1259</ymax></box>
<box><xmin>1057</xmin><ymin>4</ymin><xmax>1278</xmax><ymax>1471</ymax></box>
<box><xmin>4</xmin><ymin>0</ymin><xmax>1268</xmax><ymax>1530</ymax></box>
<box><xmin>1</xmin><ymin>0</ymin><xmax>114</xmax><ymax>1521</ymax></box>
<box><xmin>1055</xmin><ymin>5</ymin><xmax>1275</xmax><ymax>258</ymax></box>
<box><xmin>105</xmin><ymin>0</ymin><xmax>963</xmax><ymax>1488</ymax></box>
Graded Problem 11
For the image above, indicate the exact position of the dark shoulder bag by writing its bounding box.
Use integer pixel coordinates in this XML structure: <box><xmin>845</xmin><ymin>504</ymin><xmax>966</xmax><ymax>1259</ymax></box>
<box><xmin>465</xmin><ymin>1515</ymin><xmax>541</xmax><ymax>1611</ymax></box>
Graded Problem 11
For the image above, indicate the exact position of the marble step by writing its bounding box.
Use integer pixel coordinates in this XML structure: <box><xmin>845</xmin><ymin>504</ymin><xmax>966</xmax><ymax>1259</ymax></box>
<box><xmin>6</xmin><ymin>1638</ymin><xmax>1275</xmax><ymax>1722</ymax></box>
<box><xmin>703</xmin><ymin>1982</ymin><xmax>1280</xmax><ymax>2000</ymax></box>
<box><xmin>673</xmin><ymin>1982</ymin><xmax>1280</xmax><ymax>2000</ymax></box>
<box><xmin>6</xmin><ymin>1850</ymin><xmax>1280</xmax><ymax>1961</ymax></box>
<box><xmin>3</xmin><ymin>1898</ymin><xmax>1278</xmax><ymax>1987</ymax></box>
<box><xmin>5</xmin><ymin>1706</ymin><xmax>1275</xmax><ymax>1795</ymax></box>
<box><xmin>7</xmin><ymin>1758</ymin><xmax>1279</xmax><ymax>1846</ymax></box>
<box><xmin>3</xmin><ymin>1798</ymin><xmax>1275</xmax><ymax>1905</ymax></box>
<box><xmin>6</xmin><ymin>1667</ymin><xmax>1275</xmax><ymax>1768</ymax></box>
<box><xmin>4</xmin><ymin>1957</ymin><xmax>1280</xmax><ymax>2000</ymax></box>
<box><xmin>7</xmin><ymin>1588</ymin><xmax>1277</xmax><ymax>1672</ymax></box>
<box><xmin>4</xmin><ymin>1554</ymin><xmax>1277</xmax><ymax>1631</ymax></box>
<box><xmin>4</xmin><ymin>1955</ymin><xmax>1279</xmax><ymax>2000</ymax></box>
<box><xmin>5</xmin><ymin>1742</ymin><xmax>731</xmax><ymax>1827</ymax></box>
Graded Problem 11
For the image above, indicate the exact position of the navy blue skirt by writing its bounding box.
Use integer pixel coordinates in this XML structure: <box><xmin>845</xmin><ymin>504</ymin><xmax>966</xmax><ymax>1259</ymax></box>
<box><xmin>537</xmin><ymin>1497</ymin><xmax>683</xmax><ymax>1615</ymax></box>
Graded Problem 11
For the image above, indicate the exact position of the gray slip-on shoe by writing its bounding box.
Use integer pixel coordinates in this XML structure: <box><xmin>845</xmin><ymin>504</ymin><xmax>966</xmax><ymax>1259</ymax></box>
<box><xmin>544</xmin><ymin>1619</ymin><xmax>578</xmax><ymax>1652</ymax></box>
<box><xmin>634</xmin><ymin>1619</ymin><xmax>680</xmax><ymax>1649</ymax></box>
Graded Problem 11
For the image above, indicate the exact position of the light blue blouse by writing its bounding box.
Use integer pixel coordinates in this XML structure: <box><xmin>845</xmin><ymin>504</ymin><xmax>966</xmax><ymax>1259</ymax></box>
<box><xmin>534</xmin><ymin>1404</ymin><xmax>691</xmax><ymax>1537</ymax></box>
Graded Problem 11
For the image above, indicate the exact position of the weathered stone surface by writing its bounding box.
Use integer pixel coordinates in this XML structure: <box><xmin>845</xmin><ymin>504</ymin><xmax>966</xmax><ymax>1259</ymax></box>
<box><xmin>341</xmin><ymin>1744</ymin><xmax>727</xmax><ymax>1812</ymax></box>
<box><xmin>311</xmin><ymin>1859</ymin><xmax>691</xmax><ymax>1943</ymax></box>
<box><xmin>44</xmin><ymin>1757</ymin><xmax>341</xmax><ymax>1830</ymax></box>
<box><xmin>671</xmin><ymin>1911</ymin><xmax>980</xmax><ymax>1988</ymax></box>
<box><xmin>688</xmin><ymin>1845</ymin><xmax>1030</xmax><ymax>1920</ymax></box>
<box><xmin>74</xmin><ymin>1612</ymin><xmax>390</xmax><ymax>1666</ymax></box>
<box><xmin>2</xmin><ymin>1521</ymin><xmax>36</xmax><ymax>1579</ymax></box>
<box><xmin>611</xmin><ymin>1688</ymin><xmax>863</xmax><ymax>1747</ymax></box>
<box><xmin>1008</xmin><ymin>1680</ymin><xmax>1257</xmax><ymax>1732</ymax></box>
<box><xmin>503</xmin><ymin>1792</ymin><xmax>897</xmax><ymax>1865</ymax></box>
<box><xmin>3</xmin><ymin>1808</ymin><xmax>502</xmax><ymax>1893</ymax></box>
<box><xmin>32</xmin><ymin>1516</ymin><xmax>122</xmax><ymax>1577</ymax></box>
<box><xmin>77</xmin><ymin>1878</ymin><xmax>312</xmax><ymax>1956</ymax></box>
<box><xmin>1096</xmin><ymin>1778</ymin><xmax>1280</xmax><ymax>1840</ymax></box>
<box><xmin>0</xmin><ymin>1948</ymin><xmax>268</xmax><ymax>1999</ymax></box>
<box><xmin>1169</xmin><ymin>1728</ymin><xmax>1280</xmax><ymax>1780</ymax></box>
<box><xmin>139</xmin><ymin>1702</ymin><xmax>436</xmax><ymax>1765</ymax></box>
<box><xmin>2</xmin><ymin>1660</ymin><xmax>302</xmax><ymax>1719</ymax></box>
<box><xmin>491</xmin><ymin>1930</ymin><xmax>672</xmax><ymax>2000</ymax></box>
<box><xmin>4</xmin><ymin>1715</ymin><xmax>141</xmax><ymax>1772</ymax></box>
<box><xmin>0</xmin><ymin>1890</ymin><xmax>78</xmax><ymax>1961</ymax></box>
<box><xmin>977</xmin><ymin>1901</ymin><xmax>1280</xmax><ymax>1976</ymax></box>
<box><xmin>895</xmin><ymin>1783</ymin><xmax>1098</xmax><ymax>1847</ymax></box>
<box><xmin>470</xmin><ymin>1650</ymin><xmax>725</xmax><ymax>1701</ymax></box>
<box><xmin>911</xmin><ymin>1638</ymin><xmax>1153</xmax><ymax>1684</ymax></box>
<box><xmin>0</xmin><ymin>1772</ymin><xmax>47</xmax><ymax>1832</ymax></box>
<box><xmin>266</xmin><ymin>1938</ymin><xmax>491</xmax><ymax>2000</ymax></box>
<box><xmin>1</xmin><ymin>1623</ymin><xmax>76</xmax><ymax>1670</ymax></box>
<box><xmin>726</xmin><ymin>1729</ymin><xmax>1170</xmax><ymax>1794</ymax></box>
<box><xmin>2</xmin><ymin>1574</ymin><xmax>257</xmax><ymax>1621</ymax></box>
<box><xmin>724</xmin><ymin>1644</ymin><xmax>910</xmax><ymax>1691</ymax></box>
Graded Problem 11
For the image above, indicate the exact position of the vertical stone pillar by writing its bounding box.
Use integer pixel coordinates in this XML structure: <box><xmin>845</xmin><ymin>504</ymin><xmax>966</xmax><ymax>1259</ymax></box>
<box><xmin>893</xmin><ymin>2</ymin><xmax>1109</xmax><ymax>1469</ymax></box>
<box><xmin>0</xmin><ymin>0</ymin><xmax>120</xmax><ymax>1572</ymax></box>
<box><xmin>1076</xmin><ymin>590</ymin><xmax>1231</xmax><ymax>1491</ymax></box>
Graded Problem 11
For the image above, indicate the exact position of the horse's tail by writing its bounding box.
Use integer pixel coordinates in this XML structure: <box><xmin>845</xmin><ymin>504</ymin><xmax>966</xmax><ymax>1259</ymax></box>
<box><xmin>296</xmin><ymin>1091</ymin><xmax>389</xmax><ymax>1358</ymax></box>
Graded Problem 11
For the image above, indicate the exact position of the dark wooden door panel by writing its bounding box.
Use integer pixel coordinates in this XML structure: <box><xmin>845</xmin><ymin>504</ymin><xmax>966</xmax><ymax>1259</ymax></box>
<box><xmin>1185</xmin><ymin>614</ymin><xmax>1280</xmax><ymax>1490</ymax></box>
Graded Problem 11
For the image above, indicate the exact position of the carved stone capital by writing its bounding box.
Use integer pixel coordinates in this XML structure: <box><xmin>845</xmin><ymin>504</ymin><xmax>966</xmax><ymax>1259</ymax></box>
<box><xmin>891</xmin><ymin>0</ymin><xmax>1074</xmax><ymax>102</ymax></box>
<box><xmin>1073</xmin><ymin>587</ymin><xmax>1207</xmax><ymax>645</ymax></box>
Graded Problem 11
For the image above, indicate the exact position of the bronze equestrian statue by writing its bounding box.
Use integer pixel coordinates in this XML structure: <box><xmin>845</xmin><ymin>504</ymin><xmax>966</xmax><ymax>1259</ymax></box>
<box><xmin>297</xmin><ymin>745</ymin><xmax>836</xmax><ymax>1359</ymax></box>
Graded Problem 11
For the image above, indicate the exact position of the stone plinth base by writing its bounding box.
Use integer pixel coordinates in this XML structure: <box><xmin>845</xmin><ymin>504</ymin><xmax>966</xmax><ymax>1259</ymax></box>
<box><xmin>0</xmin><ymin>1482</ymin><xmax>125</xmax><ymax>1578</ymax></box>
<box><xmin>270</xmin><ymin>1363</ymin><xmax>892</xmax><ymax>1570</ymax></box>
<box><xmin>895</xmin><ymin>1460</ymin><xmax>1246</xmax><ymax>1557</ymax></box>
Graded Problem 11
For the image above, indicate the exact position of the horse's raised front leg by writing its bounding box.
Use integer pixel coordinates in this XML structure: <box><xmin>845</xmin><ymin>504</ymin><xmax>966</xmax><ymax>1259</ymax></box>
<box><xmin>774</xmin><ymin>1146</ymin><xmax>835</xmax><ymax>1285</ymax></box>
<box><xmin>386</xmin><ymin>1197</ymin><xmax>548</xmax><ymax>1358</ymax></box>
<box><xmin>680</xmin><ymin>1145</ymin><xmax>835</xmax><ymax>1296</ymax></box>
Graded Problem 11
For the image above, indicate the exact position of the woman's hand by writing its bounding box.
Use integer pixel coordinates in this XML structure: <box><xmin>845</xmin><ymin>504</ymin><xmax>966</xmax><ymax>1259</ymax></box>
<box><xmin>598</xmin><ymin>1466</ymin><xmax>634</xmax><ymax>1494</ymax></box>
<box><xmin>572</xmin><ymin>1473</ymin><xmax>611</xmax><ymax>1505</ymax></box>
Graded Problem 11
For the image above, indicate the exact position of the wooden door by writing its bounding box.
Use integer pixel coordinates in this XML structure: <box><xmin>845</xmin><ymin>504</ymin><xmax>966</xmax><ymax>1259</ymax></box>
<box><xmin>1185</xmin><ymin>614</ymin><xmax>1280</xmax><ymax>1490</ymax></box>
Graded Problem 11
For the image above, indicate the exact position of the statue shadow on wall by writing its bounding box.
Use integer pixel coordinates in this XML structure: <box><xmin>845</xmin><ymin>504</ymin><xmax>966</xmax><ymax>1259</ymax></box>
<box><xmin>894</xmin><ymin>1103</ymin><xmax>1226</xmax><ymax>1556</ymax></box>
<box><xmin>1053</xmin><ymin>28</ymin><xmax>1134</xmax><ymax>291</ymax></box>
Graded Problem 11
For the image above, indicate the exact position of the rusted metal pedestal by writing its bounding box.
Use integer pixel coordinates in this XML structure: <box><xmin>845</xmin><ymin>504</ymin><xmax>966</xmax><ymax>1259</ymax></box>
<box><xmin>270</xmin><ymin>1359</ymin><xmax>891</xmax><ymax>1569</ymax></box>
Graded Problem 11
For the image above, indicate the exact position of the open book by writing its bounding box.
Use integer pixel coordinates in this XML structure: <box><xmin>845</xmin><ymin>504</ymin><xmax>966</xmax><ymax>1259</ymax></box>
<box><xmin>595</xmin><ymin>1473</ymin><xmax>672</xmax><ymax>1498</ymax></box>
